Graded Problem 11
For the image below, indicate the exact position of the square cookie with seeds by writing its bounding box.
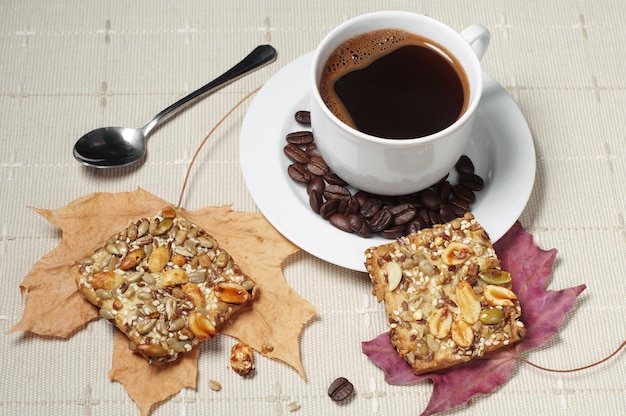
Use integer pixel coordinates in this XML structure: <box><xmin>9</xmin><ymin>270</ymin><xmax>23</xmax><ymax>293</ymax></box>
<box><xmin>364</xmin><ymin>213</ymin><xmax>526</xmax><ymax>375</ymax></box>
<box><xmin>74</xmin><ymin>207</ymin><xmax>257</xmax><ymax>365</ymax></box>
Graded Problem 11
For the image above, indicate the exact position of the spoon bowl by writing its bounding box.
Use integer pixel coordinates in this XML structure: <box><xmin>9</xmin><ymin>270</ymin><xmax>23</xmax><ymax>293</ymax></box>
<box><xmin>73</xmin><ymin>45</ymin><xmax>277</xmax><ymax>168</ymax></box>
<box><xmin>73</xmin><ymin>127</ymin><xmax>146</xmax><ymax>167</ymax></box>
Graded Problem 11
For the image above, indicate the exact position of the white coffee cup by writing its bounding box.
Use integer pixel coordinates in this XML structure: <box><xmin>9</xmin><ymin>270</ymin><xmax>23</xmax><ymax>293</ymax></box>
<box><xmin>310</xmin><ymin>11</ymin><xmax>490</xmax><ymax>195</ymax></box>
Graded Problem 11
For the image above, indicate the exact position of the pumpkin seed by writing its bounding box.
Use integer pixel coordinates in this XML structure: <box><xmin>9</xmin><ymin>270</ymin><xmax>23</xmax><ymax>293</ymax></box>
<box><xmin>479</xmin><ymin>308</ymin><xmax>506</xmax><ymax>325</ymax></box>
<box><xmin>478</xmin><ymin>269</ymin><xmax>511</xmax><ymax>285</ymax></box>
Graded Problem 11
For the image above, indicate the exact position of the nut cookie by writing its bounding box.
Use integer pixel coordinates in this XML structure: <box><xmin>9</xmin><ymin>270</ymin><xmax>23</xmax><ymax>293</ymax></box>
<box><xmin>364</xmin><ymin>213</ymin><xmax>525</xmax><ymax>375</ymax></box>
<box><xmin>74</xmin><ymin>207</ymin><xmax>257</xmax><ymax>365</ymax></box>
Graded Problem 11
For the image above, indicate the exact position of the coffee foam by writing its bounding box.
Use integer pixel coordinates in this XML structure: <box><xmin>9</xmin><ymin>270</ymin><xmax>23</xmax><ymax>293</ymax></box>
<box><xmin>319</xmin><ymin>29</ymin><xmax>415</xmax><ymax>128</ymax></box>
<box><xmin>323</xmin><ymin>29</ymin><xmax>410</xmax><ymax>75</ymax></box>
<box><xmin>319</xmin><ymin>28</ymin><xmax>466</xmax><ymax>131</ymax></box>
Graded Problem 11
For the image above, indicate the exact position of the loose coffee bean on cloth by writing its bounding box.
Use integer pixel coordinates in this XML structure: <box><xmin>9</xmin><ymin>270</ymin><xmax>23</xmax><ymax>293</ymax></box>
<box><xmin>328</xmin><ymin>377</ymin><xmax>354</xmax><ymax>402</ymax></box>
<box><xmin>284</xmin><ymin>111</ymin><xmax>484</xmax><ymax>239</ymax></box>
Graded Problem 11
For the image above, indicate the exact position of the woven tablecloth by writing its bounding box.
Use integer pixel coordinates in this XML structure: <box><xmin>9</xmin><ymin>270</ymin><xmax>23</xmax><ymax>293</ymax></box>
<box><xmin>1</xmin><ymin>1</ymin><xmax>624</xmax><ymax>415</ymax></box>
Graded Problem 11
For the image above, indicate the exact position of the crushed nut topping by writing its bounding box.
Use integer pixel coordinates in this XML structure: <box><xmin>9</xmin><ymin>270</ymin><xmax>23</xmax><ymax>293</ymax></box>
<box><xmin>230</xmin><ymin>342</ymin><xmax>255</xmax><ymax>377</ymax></box>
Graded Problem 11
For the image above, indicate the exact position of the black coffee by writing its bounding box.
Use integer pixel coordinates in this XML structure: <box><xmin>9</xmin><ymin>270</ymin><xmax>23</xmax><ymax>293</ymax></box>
<box><xmin>319</xmin><ymin>29</ymin><xmax>469</xmax><ymax>139</ymax></box>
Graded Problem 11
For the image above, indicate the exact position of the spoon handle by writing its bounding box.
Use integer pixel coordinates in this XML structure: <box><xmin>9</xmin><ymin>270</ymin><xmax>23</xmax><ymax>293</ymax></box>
<box><xmin>143</xmin><ymin>44</ymin><xmax>277</xmax><ymax>136</ymax></box>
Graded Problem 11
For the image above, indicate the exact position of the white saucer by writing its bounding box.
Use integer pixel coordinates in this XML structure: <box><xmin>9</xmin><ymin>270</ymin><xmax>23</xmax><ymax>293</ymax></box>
<box><xmin>240</xmin><ymin>52</ymin><xmax>536</xmax><ymax>272</ymax></box>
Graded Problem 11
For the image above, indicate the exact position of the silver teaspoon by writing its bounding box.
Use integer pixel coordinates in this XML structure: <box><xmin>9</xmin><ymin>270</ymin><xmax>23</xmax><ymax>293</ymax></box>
<box><xmin>73</xmin><ymin>44</ymin><xmax>277</xmax><ymax>168</ymax></box>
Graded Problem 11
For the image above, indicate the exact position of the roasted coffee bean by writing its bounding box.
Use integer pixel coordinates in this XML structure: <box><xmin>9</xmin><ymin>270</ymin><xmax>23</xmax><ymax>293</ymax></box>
<box><xmin>419</xmin><ymin>188</ymin><xmax>442</xmax><ymax>211</ymax></box>
<box><xmin>380</xmin><ymin>224</ymin><xmax>407</xmax><ymax>239</ymax></box>
<box><xmin>428</xmin><ymin>209</ymin><xmax>441</xmax><ymax>225</ymax></box>
<box><xmin>437</xmin><ymin>180</ymin><xmax>452</xmax><ymax>202</ymax></box>
<box><xmin>294</xmin><ymin>110</ymin><xmax>311</xmax><ymax>125</ymax></box>
<box><xmin>452</xmin><ymin>184</ymin><xmax>476</xmax><ymax>204</ymax></box>
<box><xmin>324</xmin><ymin>184</ymin><xmax>351</xmax><ymax>201</ymax></box>
<box><xmin>286</xmin><ymin>130</ymin><xmax>314</xmax><ymax>145</ymax></box>
<box><xmin>329</xmin><ymin>214</ymin><xmax>352</xmax><ymax>233</ymax></box>
<box><xmin>309</xmin><ymin>190</ymin><xmax>323</xmax><ymax>214</ymax></box>
<box><xmin>397</xmin><ymin>193</ymin><xmax>423</xmax><ymax>209</ymax></box>
<box><xmin>338</xmin><ymin>196</ymin><xmax>359</xmax><ymax>216</ymax></box>
<box><xmin>388</xmin><ymin>203</ymin><xmax>412</xmax><ymax>215</ymax></box>
<box><xmin>348</xmin><ymin>215</ymin><xmax>371</xmax><ymax>237</ymax></box>
<box><xmin>378</xmin><ymin>195</ymin><xmax>398</xmax><ymax>206</ymax></box>
<box><xmin>283</xmin><ymin>143</ymin><xmax>309</xmax><ymax>164</ymax></box>
<box><xmin>323</xmin><ymin>172</ymin><xmax>348</xmax><ymax>186</ymax></box>
<box><xmin>389</xmin><ymin>203</ymin><xmax>417</xmax><ymax>225</ymax></box>
<box><xmin>347</xmin><ymin>214</ymin><xmax>364</xmax><ymax>231</ymax></box>
<box><xmin>417</xmin><ymin>208</ymin><xmax>432</xmax><ymax>227</ymax></box>
<box><xmin>406</xmin><ymin>218</ymin><xmax>427</xmax><ymax>234</ymax></box>
<box><xmin>305</xmin><ymin>142</ymin><xmax>322</xmax><ymax>158</ymax></box>
<box><xmin>319</xmin><ymin>198</ymin><xmax>340</xmax><ymax>220</ymax></box>
<box><xmin>354</xmin><ymin>191</ymin><xmax>371</xmax><ymax>208</ymax></box>
<box><xmin>459</xmin><ymin>173</ymin><xmax>484</xmax><ymax>191</ymax></box>
<box><xmin>287</xmin><ymin>163</ymin><xmax>312</xmax><ymax>183</ymax></box>
<box><xmin>360</xmin><ymin>198</ymin><xmax>383</xmax><ymax>218</ymax></box>
<box><xmin>455</xmin><ymin>155</ymin><xmax>475</xmax><ymax>174</ymax></box>
<box><xmin>439</xmin><ymin>204</ymin><xmax>457</xmax><ymax>223</ymax></box>
<box><xmin>370</xmin><ymin>208</ymin><xmax>393</xmax><ymax>232</ymax></box>
<box><xmin>328</xmin><ymin>377</ymin><xmax>354</xmax><ymax>402</ymax></box>
<box><xmin>307</xmin><ymin>156</ymin><xmax>329</xmax><ymax>176</ymax></box>
<box><xmin>449</xmin><ymin>199</ymin><xmax>470</xmax><ymax>216</ymax></box>
<box><xmin>307</xmin><ymin>176</ymin><xmax>325</xmax><ymax>196</ymax></box>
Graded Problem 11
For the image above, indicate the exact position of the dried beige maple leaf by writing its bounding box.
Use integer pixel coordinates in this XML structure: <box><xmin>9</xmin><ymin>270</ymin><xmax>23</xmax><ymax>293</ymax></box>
<box><xmin>8</xmin><ymin>187</ymin><xmax>316</xmax><ymax>416</ymax></box>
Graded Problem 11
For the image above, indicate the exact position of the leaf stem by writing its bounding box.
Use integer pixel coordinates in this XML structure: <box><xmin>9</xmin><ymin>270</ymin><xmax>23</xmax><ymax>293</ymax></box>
<box><xmin>517</xmin><ymin>340</ymin><xmax>625</xmax><ymax>373</ymax></box>
<box><xmin>177</xmin><ymin>85</ymin><xmax>262</xmax><ymax>210</ymax></box>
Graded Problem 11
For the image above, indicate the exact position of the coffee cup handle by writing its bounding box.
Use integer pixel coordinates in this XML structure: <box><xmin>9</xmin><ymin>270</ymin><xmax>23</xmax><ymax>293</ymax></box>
<box><xmin>460</xmin><ymin>24</ymin><xmax>491</xmax><ymax>60</ymax></box>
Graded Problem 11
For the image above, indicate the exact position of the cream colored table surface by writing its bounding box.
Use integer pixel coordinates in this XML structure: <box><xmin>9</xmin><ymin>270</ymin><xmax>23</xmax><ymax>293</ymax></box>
<box><xmin>1</xmin><ymin>1</ymin><xmax>624</xmax><ymax>415</ymax></box>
